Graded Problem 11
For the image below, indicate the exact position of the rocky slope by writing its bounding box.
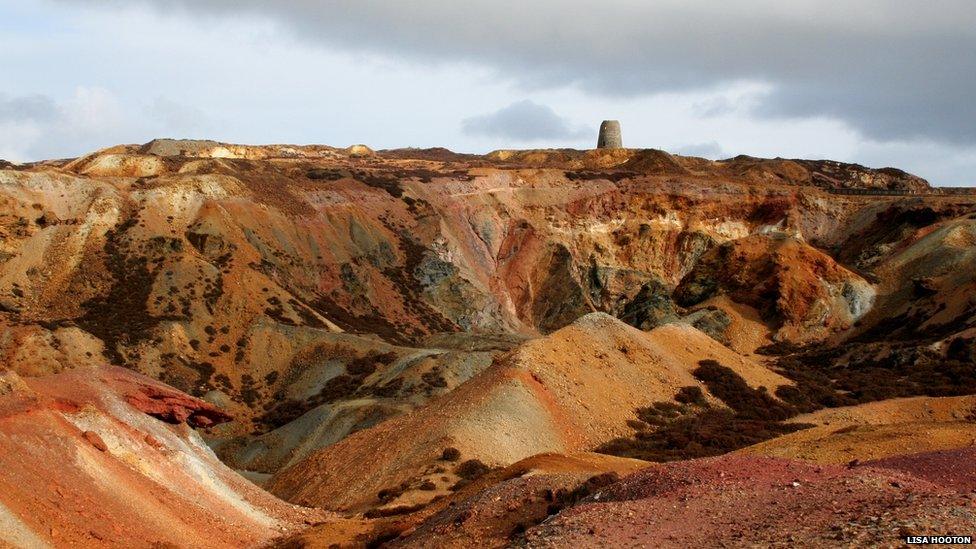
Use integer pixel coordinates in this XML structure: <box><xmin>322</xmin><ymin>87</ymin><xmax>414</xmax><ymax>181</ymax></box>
<box><xmin>0</xmin><ymin>366</ymin><xmax>322</xmax><ymax>548</ymax></box>
<box><xmin>2</xmin><ymin>139</ymin><xmax>975</xmax><ymax>547</ymax></box>
<box><xmin>266</xmin><ymin>314</ymin><xmax>788</xmax><ymax>512</ymax></box>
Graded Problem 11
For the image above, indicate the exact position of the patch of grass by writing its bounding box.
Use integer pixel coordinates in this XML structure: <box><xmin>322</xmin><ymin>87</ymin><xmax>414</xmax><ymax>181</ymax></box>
<box><xmin>450</xmin><ymin>459</ymin><xmax>497</xmax><ymax>491</ymax></box>
<box><xmin>377</xmin><ymin>481</ymin><xmax>410</xmax><ymax>503</ymax></box>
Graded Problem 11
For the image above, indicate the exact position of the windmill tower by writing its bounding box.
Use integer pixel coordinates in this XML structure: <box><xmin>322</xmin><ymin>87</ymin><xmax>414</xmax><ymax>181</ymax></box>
<box><xmin>597</xmin><ymin>120</ymin><xmax>622</xmax><ymax>149</ymax></box>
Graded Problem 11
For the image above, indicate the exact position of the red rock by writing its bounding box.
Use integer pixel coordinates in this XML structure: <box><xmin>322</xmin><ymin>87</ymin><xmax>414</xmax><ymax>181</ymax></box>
<box><xmin>83</xmin><ymin>431</ymin><xmax>108</xmax><ymax>452</ymax></box>
<box><xmin>116</xmin><ymin>377</ymin><xmax>232</xmax><ymax>428</ymax></box>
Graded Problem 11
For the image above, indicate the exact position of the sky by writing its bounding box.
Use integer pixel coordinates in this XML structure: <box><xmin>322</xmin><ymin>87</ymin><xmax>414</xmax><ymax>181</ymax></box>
<box><xmin>1</xmin><ymin>1</ymin><xmax>975</xmax><ymax>186</ymax></box>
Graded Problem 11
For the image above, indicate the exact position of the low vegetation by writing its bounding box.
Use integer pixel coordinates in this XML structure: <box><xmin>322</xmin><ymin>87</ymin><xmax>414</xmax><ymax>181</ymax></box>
<box><xmin>598</xmin><ymin>362</ymin><xmax>809</xmax><ymax>462</ymax></box>
<box><xmin>509</xmin><ymin>473</ymin><xmax>621</xmax><ymax>541</ymax></box>
<box><xmin>254</xmin><ymin>350</ymin><xmax>398</xmax><ymax>432</ymax></box>
<box><xmin>771</xmin><ymin>336</ymin><xmax>976</xmax><ymax>413</ymax></box>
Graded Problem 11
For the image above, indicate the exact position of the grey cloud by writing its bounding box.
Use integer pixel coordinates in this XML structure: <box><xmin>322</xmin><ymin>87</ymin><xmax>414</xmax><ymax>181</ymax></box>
<box><xmin>0</xmin><ymin>94</ymin><xmax>59</xmax><ymax>123</ymax></box>
<box><xmin>462</xmin><ymin>100</ymin><xmax>590</xmax><ymax>141</ymax></box>
<box><xmin>0</xmin><ymin>88</ymin><xmax>204</xmax><ymax>161</ymax></box>
<box><xmin>147</xmin><ymin>97</ymin><xmax>212</xmax><ymax>133</ymax></box>
<box><xmin>692</xmin><ymin>97</ymin><xmax>740</xmax><ymax>119</ymax></box>
<box><xmin>58</xmin><ymin>0</ymin><xmax>976</xmax><ymax>145</ymax></box>
<box><xmin>675</xmin><ymin>141</ymin><xmax>724</xmax><ymax>159</ymax></box>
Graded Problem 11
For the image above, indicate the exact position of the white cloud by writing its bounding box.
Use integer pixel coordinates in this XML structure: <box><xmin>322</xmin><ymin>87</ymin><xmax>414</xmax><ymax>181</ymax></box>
<box><xmin>147</xmin><ymin>97</ymin><xmax>214</xmax><ymax>135</ymax></box>
<box><xmin>0</xmin><ymin>87</ymin><xmax>195</xmax><ymax>160</ymax></box>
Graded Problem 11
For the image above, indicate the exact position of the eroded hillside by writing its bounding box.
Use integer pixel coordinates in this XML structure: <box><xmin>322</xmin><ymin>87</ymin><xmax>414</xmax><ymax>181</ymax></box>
<box><xmin>1</xmin><ymin>140</ymin><xmax>975</xmax><ymax>547</ymax></box>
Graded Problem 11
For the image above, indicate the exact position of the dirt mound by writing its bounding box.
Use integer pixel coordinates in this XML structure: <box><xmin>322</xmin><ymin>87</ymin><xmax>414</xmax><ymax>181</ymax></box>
<box><xmin>0</xmin><ymin>365</ymin><xmax>324</xmax><ymax>548</ymax></box>
<box><xmin>266</xmin><ymin>314</ymin><xmax>787</xmax><ymax>512</ymax></box>
<box><xmin>619</xmin><ymin>148</ymin><xmax>690</xmax><ymax>174</ymax></box>
<box><xmin>715</xmin><ymin>156</ymin><xmax>931</xmax><ymax>192</ymax></box>
<box><xmin>282</xmin><ymin>447</ymin><xmax>976</xmax><ymax>547</ymax></box>
<box><xmin>273</xmin><ymin>451</ymin><xmax>649</xmax><ymax>548</ymax></box>
<box><xmin>478</xmin><ymin>148</ymin><xmax>930</xmax><ymax>192</ymax></box>
<box><xmin>213</xmin><ymin>340</ymin><xmax>503</xmax><ymax>474</ymax></box>
<box><xmin>867</xmin><ymin>446</ymin><xmax>976</xmax><ymax>492</ymax></box>
<box><xmin>738</xmin><ymin>395</ymin><xmax>976</xmax><ymax>463</ymax></box>
<box><xmin>141</xmin><ymin>138</ymin><xmax>224</xmax><ymax>157</ymax></box>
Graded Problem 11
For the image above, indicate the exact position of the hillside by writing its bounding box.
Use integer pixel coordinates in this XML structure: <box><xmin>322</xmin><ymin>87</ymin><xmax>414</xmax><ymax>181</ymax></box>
<box><xmin>1</xmin><ymin>140</ymin><xmax>974</xmax><ymax>547</ymax></box>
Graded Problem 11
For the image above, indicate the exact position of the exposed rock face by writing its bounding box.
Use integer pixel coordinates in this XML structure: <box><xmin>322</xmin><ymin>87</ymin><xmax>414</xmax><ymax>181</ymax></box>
<box><xmin>2</xmin><ymin>140</ymin><xmax>976</xmax><ymax>547</ymax></box>
<box><xmin>122</xmin><ymin>380</ymin><xmax>232</xmax><ymax>427</ymax></box>
<box><xmin>0</xmin><ymin>140</ymin><xmax>915</xmax><ymax>428</ymax></box>
<box><xmin>618</xmin><ymin>278</ymin><xmax>678</xmax><ymax>330</ymax></box>
<box><xmin>674</xmin><ymin>234</ymin><xmax>874</xmax><ymax>342</ymax></box>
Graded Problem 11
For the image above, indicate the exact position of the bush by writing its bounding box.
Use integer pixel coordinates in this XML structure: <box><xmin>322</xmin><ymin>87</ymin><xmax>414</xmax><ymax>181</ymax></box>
<box><xmin>597</xmin><ymin>409</ymin><xmax>809</xmax><ymax>462</ymax></box>
<box><xmin>455</xmin><ymin>459</ymin><xmax>491</xmax><ymax>480</ymax></box>
<box><xmin>693</xmin><ymin>360</ymin><xmax>795</xmax><ymax>421</ymax></box>
<box><xmin>772</xmin><ymin>335</ymin><xmax>976</xmax><ymax>411</ymax></box>
<box><xmin>508</xmin><ymin>473</ymin><xmax>621</xmax><ymax>542</ymax></box>
<box><xmin>597</xmin><ymin>362</ymin><xmax>808</xmax><ymax>462</ymax></box>
<box><xmin>377</xmin><ymin>484</ymin><xmax>405</xmax><ymax>503</ymax></box>
<box><xmin>674</xmin><ymin>386</ymin><xmax>707</xmax><ymax>406</ymax></box>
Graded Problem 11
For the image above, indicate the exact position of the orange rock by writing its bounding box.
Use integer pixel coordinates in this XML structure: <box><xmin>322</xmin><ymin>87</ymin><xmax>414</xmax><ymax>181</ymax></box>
<box><xmin>83</xmin><ymin>430</ymin><xmax>108</xmax><ymax>452</ymax></box>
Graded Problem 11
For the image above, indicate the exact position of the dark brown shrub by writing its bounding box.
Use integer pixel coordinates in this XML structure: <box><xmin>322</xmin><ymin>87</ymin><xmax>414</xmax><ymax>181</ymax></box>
<box><xmin>693</xmin><ymin>360</ymin><xmax>795</xmax><ymax>421</ymax></box>
<box><xmin>441</xmin><ymin>447</ymin><xmax>461</xmax><ymax>461</ymax></box>
<box><xmin>455</xmin><ymin>459</ymin><xmax>491</xmax><ymax>480</ymax></box>
<box><xmin>674</xmin><ymin>385</ymin><xmax>707</xmax><ymax>406</ymax></box>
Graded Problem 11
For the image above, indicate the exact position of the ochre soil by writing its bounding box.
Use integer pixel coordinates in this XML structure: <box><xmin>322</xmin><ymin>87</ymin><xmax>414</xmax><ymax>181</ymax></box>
<box><xmin>1</xmin><ymin>140</ymin><xmax>975</xmax><ymax>547</ymax></box>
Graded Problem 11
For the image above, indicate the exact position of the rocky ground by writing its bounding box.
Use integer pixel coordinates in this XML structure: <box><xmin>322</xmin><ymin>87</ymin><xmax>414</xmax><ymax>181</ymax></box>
<box><xmin>0</xmin><ymin>139</ymin><xmax>974</xmax><ymax>547</ymax></box>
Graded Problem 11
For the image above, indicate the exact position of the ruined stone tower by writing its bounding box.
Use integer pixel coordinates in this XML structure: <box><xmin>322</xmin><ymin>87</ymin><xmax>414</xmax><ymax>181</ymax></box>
<box><xmin>597</xmin><ymin>120</ymin><xmax>622</xmax><ymax>149</ymax></box>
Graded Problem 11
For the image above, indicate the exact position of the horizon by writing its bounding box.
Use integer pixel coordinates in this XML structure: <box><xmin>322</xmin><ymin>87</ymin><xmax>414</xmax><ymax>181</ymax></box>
<box><xmin>17</xmin><ymin>135</ymin><xmax>964</xmax><ymax>188</ymax></box>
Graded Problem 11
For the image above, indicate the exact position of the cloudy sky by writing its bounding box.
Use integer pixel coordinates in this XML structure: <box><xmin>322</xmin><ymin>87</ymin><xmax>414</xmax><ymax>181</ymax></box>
<box><xmin>2</xmin><ymin>1</ymin><xmax>974</xmax><ymax>186</ymax></box>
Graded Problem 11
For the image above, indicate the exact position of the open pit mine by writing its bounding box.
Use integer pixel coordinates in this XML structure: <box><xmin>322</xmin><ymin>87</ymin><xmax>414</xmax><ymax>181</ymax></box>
<box><xmin>1</xmin><ymin>138</ymin><xmax>975</xmax><ymax>547</ymax></box>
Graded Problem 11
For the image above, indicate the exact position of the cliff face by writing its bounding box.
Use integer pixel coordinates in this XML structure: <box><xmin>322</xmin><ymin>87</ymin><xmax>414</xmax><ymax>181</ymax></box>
<box><xmin>2</xmin><ymin>141</ymin><xmax>976</xmax><ymax>547</ymax></box>
<box><xmin>0</xmin><ymin>141</ymin><xmax>962</xmax><ymax>430</ymax></box>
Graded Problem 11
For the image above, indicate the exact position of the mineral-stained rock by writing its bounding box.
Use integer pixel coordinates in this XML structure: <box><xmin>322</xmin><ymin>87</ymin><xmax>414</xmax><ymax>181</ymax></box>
<box><xmin>674</xmin><ymin>234</ymin><xmax>873</xmax><ymax>342</ymax></box>
<box><xmin>3</xmin><ymin>140</ymin><xmax>976</xmax><ymax>548</ymax></box>
<box><xmin>123</xmin><ymin>382</ymin><xmax>232</xmax><ymax>427</ymax></box>
<box><xmin>82</xmin><ymin>430</ymin><xmax>108</xmax><ymax>451</ymax></box>
<box><xmin>618</xmin><ymin>279</ymin><xmax>679</xmax><ymax>331</ymax></box>
<box><xmin>681</xmin><ymin>307</ymin><xmax>733</xmax><ymax>345</ymax></box>
<box><xmin>0</xmin><ymin>365</ymin><xmax>324</xmax><ymax>548</ymax></box>
<box><xmin>0</xmin><ymin>370</ymin><xmax>30</xmax><ymax>396</ymax></box>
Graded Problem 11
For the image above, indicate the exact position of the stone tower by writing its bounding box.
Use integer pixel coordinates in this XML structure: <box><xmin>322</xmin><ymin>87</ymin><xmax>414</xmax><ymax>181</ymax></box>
<box><xmin>597</xmin><ymin>120</ymin><xmax>622</xmax><ymax>149</ymax></box>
